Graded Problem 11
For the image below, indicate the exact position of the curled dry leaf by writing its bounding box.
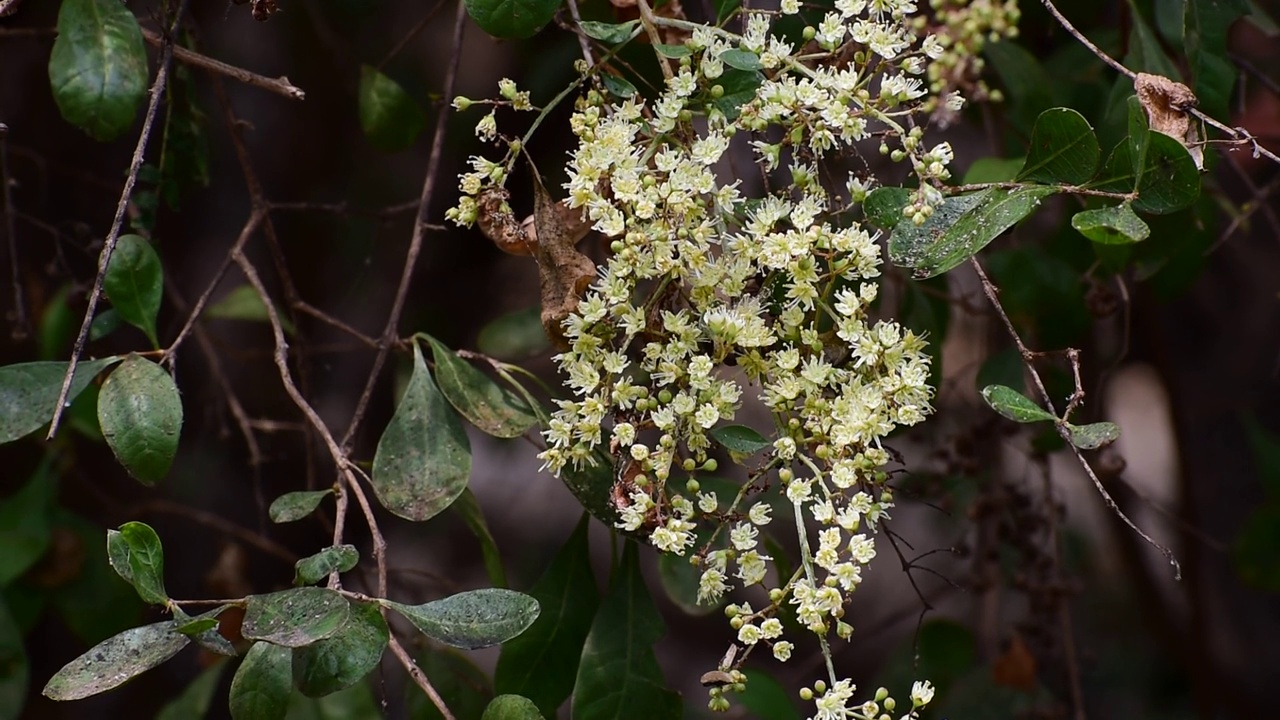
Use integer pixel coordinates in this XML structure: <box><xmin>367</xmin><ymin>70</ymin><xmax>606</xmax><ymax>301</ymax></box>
<box><xmin>532</xmin><ymin>173</ymin><xmax>594</xmax><ymax>348</ymax></box>
<box><xmin>1134</xmin><ymin>72</ymin><xmax>1204</xmax><ymax>171</ymax></box>
<box><xmin>477</xmin><ymin>186</ymin><xmax>536</xmax><ymax>256</ymax></box>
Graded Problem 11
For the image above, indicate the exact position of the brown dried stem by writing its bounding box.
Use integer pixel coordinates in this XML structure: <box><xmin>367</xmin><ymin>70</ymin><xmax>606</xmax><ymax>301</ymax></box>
<box><xmin>140</xmin><ymin>27</ymin><xmax>305</xmax><ymax>100</ymax></box>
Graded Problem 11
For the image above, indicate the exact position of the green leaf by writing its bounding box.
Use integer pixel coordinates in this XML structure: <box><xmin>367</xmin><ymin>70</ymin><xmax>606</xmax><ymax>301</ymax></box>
<box><xmin>47</xmin><ymin>0</ymin><xmax>148</xmax><ymax>141</ymax></box>
<box><xmin>293</xmin><ymin>600</ymin><xmax>389</xmax><ymax>698</ymax></box>
<box><xmin>980</xmin><ymin>385</ymin><xmax>1057</xmax><ymax>423</ymax></box>
<box><xmin>657</xmin><ymin>525</ymin><xmax>719</xmax><ymax>616</ymax></box>
<box><xmin>117</xmin><ymin>521</ymin><xmax>168</xmax><ymax>606</ymax></box>
<box><xmin>371</xmin><ymin>343</ymin><xmax>472</xmax><ymax>521</ymax></box>
<box><xmin>1185</xmin><ymin>0</ymin><xmax>1248</xmax><ymax>118</ymax></box>
<box><xmin>711</xmin><ymin>68</ymin><xmax>763</xmax><ymax>120</ymax></box>
<box><xmin>888</xmin><ymin>186</ymin><xmax>1058</xmax><ymax>279</ymax></box>
<box><xmin>654</xmin><ymin>43</ymin><xmax>692</xmax><ymax>58</ymax></box>
<box><xmin>1065</xmin><ymin>421</ymin><xmax>1120</xmax><ymax>450</ymax></box>
<box><xmin>738</xmin><ymin>669</ymin><xmax>800</xmax><ymax>720</ymax></box>
<box><xmin>287</xmin><ymin>680</ymin><xmax>382</xmax><ymax>720</ymax></box>
<box><xmin>983</xmin><ymin>40</ymin><xmax>1058</xmax><ymax>132</ymax></box>
<box><xmin>559</xmin><ymin>450</ymin><xmax>626</xmax><ymax>531</ymax></box>
<box><xmin>862</xmin><ymin>186</ymin><xmax>911</xmax><ymax>230</ymax></box>
<box><xmin>103</xmin><ymin>234</ymin><xmax>162</xmax><ymax>346</ymax></box>
<box><xmin>579</xmin><ymin>20</ymin><xmax>639</xmax><ymax>44</ymax></box>
<box><xmin>708</xmin><ymin>424</ymin><xmax>770</xmax><ymax>454</ymax></box>
<box><xmin>452</xmin><ymin>489</ymin><xmax>507</xmax><ymax>588</ymax></box>
<box><xmin>962</xmin><ymin>157</ymin><xmax>1024</xmax><ymax>184</ymax></box>
<box><xmin>173</xmin><ymin>615</ymin><xmax>219</xmax><ymax>637</ymax></box>
<box><xmin>229</xmin><ymin>642</ymin><xmax>292</xmax><ymax>720</ymax></box>
<box><xmin>1072</xmin><ymin>203</ymin><xmax>1150</xmax><ymax>244</ymax></box>
<box><xmin>465</xmin><ymin>0</ymin><xmax>560</xmax><ymax>38</ymax></box>
<box><xmin>357</xmin><ymin>66</ymin><xmax>425</xmax><ymax>153</ymax></box>
<box><xmin>269</xmin><ymin>490</ymin><xmax>334</xmax><ymax>524</ymax></box>
<box><xmin>1016</xmin><ymin>108</ymin><xmax>1100</xmax><ymax>185</ymax></box>
<box><xmin>425</xmin><ymin>337</ymin><xmax>537</xmax><ymax>439</ymax></box>
<box><xmin>242</xmin><ymin>588</ymin><xmax>350</xmax><ymax>648</ymax></box>
<box><xmin>0</xmin><ymin>599</ymin><xmax>28</xmax><ymax>720</ymax></box>
<box><xmin>89</xmin><ymin>308</ymin><xmax>121</xmax><ymax>342</ymax></box>
<box><xmin>719</xmin><ymin>49</ymin><xmax>763</xmax><ymax>71</ymax></box>
<box><xmin>1095</xmin><ymin>98</ymin><xmax>1201</xmax><ymax>214</ymax></box>
<box><xmin>714</xmin><ymin>0</ymin><xmax>740</xmax><ymax>23</ymax></box>
<box><xmin>572</xmin><ymin>541</ymin><xmax>681</xmax><ymax>720</ymax></box>
<box><xmin>98</xmin><ymin>354</ymin><xmax>183</xmax><ymax>485</ymax></box>
<box><xmin>207</xmin><ymin>284</ymin><xmax>296</xmax><ymax>336</ymax></box>
<box><xmin>106</xmin><ymin>528</ymin><xmax>133</xmax><ymax>585</ymax></box>
<box><xmin>483</xmin><ymin>695</ymin><xmax>545</xmax><ymax>720</ymax></box>
<box><xmin>384</xmin><ymin>588</ymin><xmax>539</xmax><ymax>650</ymax></box>
<box><xmin>1124</xmin><ymin>0</ymin><xmax>1181</xmax><ymax>78</ymax></box>
<box><xmin>157</xmin><ymin>661</ymin><xmax>226</xmax><ymax>720</ymax></box>
<box><xmin>477</xmin><ymin>306</ymin><xmax>550</xmax><ymax>360</ymax></box>
<box><xmin>0</xmin><ymin>464</ymin><xmax>56</xmax><ymax>586</ymax></box>
<box><xmin>407</xmin><ymin>648</ymin><xmax>493</xmax><ymax>720</ymax></box>
<box><xmin>600</xmin><ymin>73</ymin><xmax>637</xmax><ymax>99</ymax></box>
<box><xmin>294</xmin><ymin>545</ymin><xmax>359</xmax><ymax>587</ymax></box>
<box><xmin>42</xmin><ymin>621</ymin><xmax>189</xmax><ymax>700</ymax></box>
<box><xmin>0</xmin><ymin>357</ymin><xmax>120</xmax><ymax>444</ymax></box>
<box><xmin>495</xmin><ymin>515</ymin><xmax>599</xmax><ymax>716</ymax></box>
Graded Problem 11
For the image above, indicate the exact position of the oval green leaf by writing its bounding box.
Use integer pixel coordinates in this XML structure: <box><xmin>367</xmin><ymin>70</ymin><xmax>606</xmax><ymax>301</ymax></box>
<box><xmin>719</xmin><ymin>49</ymin><xmax>763</xmax><ymax>71</ymax></box>
<box><xmin>103</xmin><ymin>234</ymin><xmax>162</xmax><ymax>347</ymax></box>
<box><xmin>106</xmin><ymin>528</ymin><xmax>133</xmax><ymax>584</ymax></box>
<box><xmin>1071</xmin><ymin>202</ymin><xmax>1150</xmax><ymax>244</ymax></box>
<box><xmin>477</xmin><ymin>306</ymin><xmax>551</xmax><ymax>360</ymax></box>
<box><xmin>293</xmin><ymin>600</ymin><xmax>389</xmax><ymax>698</ymax></box>
<box><xmin>241</xmin><ymin>588</ymin><xmax>349</xmax><ymax>648</ymax></box>
<box><xmin>42</xmin><ymin>621</ymin><xmax>189</xmax><ymax>701</ymax></box>
<box><xmin>888</xmin><ymin>186</ymin><xmax>1058</xmax><ymax>279</ymax></box>
<box><xmin>0</xmin><ymin>357</ymin><xmax>120</xmax><ymax>444</ymax></box>
<box><xmin>1066</xmin><ymin>421</ymin><xmax>1120</xmax><ymax>450</ymax></box>
<box><xmin>48</xmin><ymin>0</ymin><xmax>148</xmax><ymax>141</ymax></box>
<box><xmin>294</xmin><ymin>545</ymin><xmax>360</xmax><ymax>586</ymax></box>
<box><xmin>268</xmin><ymin>489</ymin><xmax>334</xmax><ymax>523</ymax></box>
<box><xmin>384</xmin><ymin>588</ymin><xmax>539</xmax><ymax>650</ymax></box>
<box><xmin>426</xmin><ymin>337</ymin><xmax>538</xmax><ymax>439</ymax></box>
<box><xmin>465</xmin><ymin>0</ymin><xmax>560</xmax><ymax>38</ymax></box>
<box><xmin>371</xmin><ymin>343</ymin><xmax>472</xmax><ymax>522</ymax></box>
<box><xmin>654</xmin><ymin>43</ymin><xmax>692</xmax><ymax>58</ymax></box>
<box><xmin>229</xmin><ymin>641</ymin><xmax>291</xmax><ymax>720</ymax></box>
<box><xmin>1016</xmin><ymin>108</ymin><xmax>1100</xmax><ymax>185</ymax></box>
<box><xmin>98</xmin><ymin>354</ymin><xmax>183</xmax><ymax>485</ymax></box>
<box><xmin>708</xmin><ymin>424</ymin><xmax>771</xmax><ymax>454</ymax></box>
<box><xmin>357</xmin><ymin>66</ymin><xmax>425</xmax><ymax>153</ymax></box>
<box><xmin>980</xmin><ymin>384</ymin><xmax>1057</xmax><ymax>423</ymax></box>
<box><xmin>207</xmin><ymin>284</ymin><xmax>296</xmax><ymax>336</ymax></box>
<box><xmin>862</xmin><ymin>186</ymin><xmax>911</xmax><ymax>230</ymax></box>
<box><xmin>578</xmin><ymin>20</ymin><xmax>639</xmax><ymax>44</ymax></box>
<box><xmin>118</xmin><ymin>520</ymin><xmax>168</xmax><ymax>606</ymax></box>
<box><xmin>483</xmin><ymin>695</ymin><xmax>546</xmax><ymax>720</ymax></box>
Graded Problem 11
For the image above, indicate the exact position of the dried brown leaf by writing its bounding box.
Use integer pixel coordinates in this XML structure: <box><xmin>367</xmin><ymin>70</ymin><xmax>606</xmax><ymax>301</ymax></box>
<box><xmin>532</xmin><ymin>174</ymin><xmax>594</xmax><ymax>348</ymax></box>
<box><xmin>1135</xmin><ymin>72</ymin><xmax>1204</xmax><ymax>170</ymax></box>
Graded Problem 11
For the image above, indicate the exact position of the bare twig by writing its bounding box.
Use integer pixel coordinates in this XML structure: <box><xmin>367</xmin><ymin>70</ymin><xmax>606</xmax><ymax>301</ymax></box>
<box><xmin>947</xmin><ymin>181</ymin><xmax>1136</xmax><ymax>201</ymax></box>
<box><xmin>341</xmin><ymin>0</ymin><xmax>468</xmax><ymax>450</ymax></box>
<box><xmin>294</xmin><ymin>301</ymin><xmax>379</xmax><ymax>347</ymax></box>
<box><xmin>140</xmin><ymin>27</ymin><xmax>305</xmax><ymax>100</ymax></box>
<box><xmin>47</xmin><ymin>5</ymin><xmax>185</xmax><ymax>439</ymax></box>
<box><xmin>135</xmin><ymin>499</ymin><xmax>297</xmax><ymax>563</ymax></box>
<box><xmin>970</xmin><ymin>256</ymin><xmax>1182</xmax><ymax>579</ymax></box>
<box><xmin>0</xmin><ymin>123</ymin><xmax>26</xmax><ymax>339</ymax></box>
<box><xmin>565</xmin><ymin>0</ymin><xmax>595</xmax><ymax>68</ymax></box>
<box><xmin>377</xmin><ymin>0</ymin><xmax>450</xmax><ymax>69</ymax></box>
<box><xmin>388</xmin><ymin>635</ymin><xmax>457</xmax><ymax>720</ymax></box>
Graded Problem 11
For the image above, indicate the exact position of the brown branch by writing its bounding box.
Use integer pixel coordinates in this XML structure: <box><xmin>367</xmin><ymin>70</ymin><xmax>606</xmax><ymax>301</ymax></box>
<box><xmin>340</xmin><ymin>0</ymin><xmax>468</xmax><ymax>451</ymax></box>
<box><xmin>947</xmin><ymin>181</ymin><xmax>1136</xmax><ymax>201</ymax></box>
<box><xmin>140</xmin><ymin>27</ymin><xmax>305</xmax><ymax>101</ymax></box>
<box><xmin>293</xmin><ymin>301</ymin><xmax>379</xmax><ymax>348</ymax></box>
<box><xmin>47</xmin><ymin>5</ymin><xmax>185</xmax><ymax>439</ymax></box>
<box><xmin>388</xmin><ymin>635</ymin><xmax>457</xmax><ymax>720</ymax></box>
<box><xmin>135</xmin><ymin>499</ymin><xmax>296</xmax><ymax>563</ymax></box>
<box><xmin>376</xmin><ymin>0</ymin><xmax>450</xmax><ymax>69</ymax></box>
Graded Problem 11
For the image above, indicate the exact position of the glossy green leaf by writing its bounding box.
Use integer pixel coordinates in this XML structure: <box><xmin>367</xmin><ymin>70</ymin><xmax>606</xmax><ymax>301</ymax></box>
<box><xmin>173</xmin><ymin>614</ymin><xmax>219</xmax><ymax>637</ymax></box>
<box><xmin>207</xmin><ymin>284</ymin><xmax>296</xmax><ymax>336</ymax></box>
<box><xmin>477</xmin><ymin>306</ymin><xmax>550</xmax><ymax>360</ymax></box>
<box><xmin>579</xmin><ymin>20</ymin><xmax>639</xmax><ymax>44</ymax></box>
<box><xmin>738</xmin><ymin>669</ymin><xmax>800</xmax><ymax>720</ymax></box>
<box><xmin>0</xmin><ymin>464</ymin><xmax>56</xmax><ymax>586</ymax></box>
<box><xmin>269</xmin><ymin>490</ymin><xmax>334</xmax><ymax>524</ymax></box>
<box><xmin>464</xmin><ymin>0</ymin><xmax>559</xmax><ymax>38</ymax></box>
<box><xmin>482</xmin><ymin>695</ymin><xmax>545</xmax><ymax>720</ymax></box>
<box><xmin>559</xmin><ymin>451</ymin><xmax>624</xmax><ymax>531</ymax></box>
<box><xmin>452</xmin><ymin>489</ymin><xmax>507</xmax><ymax>588</ymax></box>
<box><xmin>654</xmin><ymin>43</ymin><xmax>692</xmax><ymax>58</ymax></box>
<box><xmin>242</xmin><ymin>588</ymin><xmax>349</xmax><ymax>648</ymax></box>
<box><xmin>98</xmin><ymin>354</ymin><xmax>183</xmax><ymax>485</ymax></box>
<box><xmin>118</xmin><ymin>521</ymin><xmax>168</xmax><ymax>606</ymax></box>
<box><xmin>384</xmin><ymin>588</ymin><xmax>539</xmax><ymax>650</ymax></box>
<box><xmin>719</xmin><ymin>49</ymin><xmax>763</xmax><ymax>71</ymax></box>
<box><xmin>294</xmin><ymin>545</ymin><xmax>359</xmax><ymax>586</ymax></box>
<box><xmin>573</xmin><ymin>542</ymin><xmax>681</xmax><ymax>719</ymax></box>
<box><xmin>106</xmin><ymin>528</ymin><xmax>132</xmax><ymax>584</ymax></box>
<box><xmin>42</xmin><ymin>621</ymin><xmax>189</xmax><ymax>700</ymax></box>
<box><xmin>0</xmin><ymin>357</ymin><xmax>119</xmax><ymax>444</ymax></box>
<box><xmin>157</xmin><ymin>661</ymin><xmax>226</xmax><ymax>720</ymax></box>
<box><xmin>1094</xmin><ymin>98</ymin><xmax>1201</xmax><ymax>214</ymax></box>
<box><xmin>103</xmin><ymin>234</ymin><xmax>162</xmax><ymax>346</ymax></box>
<box><xmin>888</xmin><ymin>186</ymin><xmax>1058</xmax><ymax>279</ymax></box>
<box><xmin>600</xmin><ymin>73</ymin><xmax>637</xmax><ymax>99</ymax></box>
<box><xmin>711</xmin><ymin>68</ymin><xmax>763</xmax><ymax>120</ymax></box>
<box><xmin>1065</xmin><ymin>421</ymin><xmax>1120</xmax><ymax>450</ymax></box>
<box><xmin>1185</xmin><ymin>0</ymin><xmax>1248</xmax><ymax>118</ymax></box>
<box><xmin>863</xmin><ymin>186</ymin><xmax>912</xmax><ymax>230</ymax></box>
<box><xmin>980</xmin><ymin>385</ymin><xmax>1057</xmax><ymax>423</ymax></box>
<box><xmin>708</xmin><ymin>424</ymin><xmax>771</xmax><ymax>454</ymax></box>
<box><xmin>229</xmin><ymin>642</ymin><xmax>292</xmax><ymax>720</ymax></box>
<box><xmin>407</xmin><ymin>648</ymin><xmax>493</xmax><ymax>720</ymax></box>
<box><xmin>89</xmin><ymin>308</ymin><xmax>121</xmax><ymax>342</ymax></box>
<box><xmin>48</xmin><ymin>0</ymin><xmax>148</xmax><ymax>141</ymax></box>
<box><xmin>357</xmin><ymin>66</ymin><xmax>425</xmax><ymax>152</ymax></box>
<box><xmin>371</xmin><ymin>343</ymin><xmax>472</xmax><ymax>521</ymax></box>
<box><xmin>1072</xmin><ymin>203</ymin><xmax>1150</xmax><ymax>244</ymax></box>
<box><xmin>0</xmin><ymin>599</ymin><xmax>27</xmax><ymax>720</ymax></box>
<box><xmin>1016</xmin><ymin>108</ymin><xmax>1100</xmax><ymax>185</ymax></box>
<box><xmin>426</xmin><ymin>337</ymin><xmax>537</xmax><ymax>439</ymax></box>
<box><xmin>495</xmin><ymin>515</ymin><xmax>598</xmax><ymax>716</ymax></box>
<box><xmin>293</xmin><ymin>600</ymin><xmax>389</xmax><ymax>698</ymax></box>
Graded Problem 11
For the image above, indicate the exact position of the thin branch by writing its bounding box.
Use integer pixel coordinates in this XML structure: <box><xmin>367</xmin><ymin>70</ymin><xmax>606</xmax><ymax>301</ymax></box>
<box><xmin>135</xmin><ymin>499</ymin><xmax>296</xmax><ymax>563</ymax></box>
<box><xmin>947</xmin><ymin>181</ymin><xmax>1136</xmax><ymax>201</ymax></box>
<box><xmin>377</xmin><ymin>0</ymin><xmax>450</xmax><ymax>69</ymax></box>
<box><xmin>0</xmin><ymin>123</ymin><xmax>25</xmax><ymax>340</ymax></box>
<box><xmin>388</xmin><ymin>635</ymin><xmax>457</xmax><ymax>720</ymax></box>
<box><xmin>140</xmin><ymin>27</ymin><xmax>305</xmax><ymax>100</ymax></box>
<box><xmin>340</xmin><ymin>0</ymin><xmax>468</xmax><ymax>450</ymax></box>
<box><xmin>47</xmin><ymin>5</ymin><xmax>184</xmax><ymax>439</ymax></box>
<box><xmin>294</xmin><ymin>301</ymin><xmax>379</xmax><ymax>347</ymax></box>
<box><xmin>564</xmin><ymin>0</ymin><xmax>595</xmax><ymax>68</ymax></box>
<box><xmin>970</xmin><ymin>256</ymin><xmax>1182</xmax><ymax>579</ymax></box>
